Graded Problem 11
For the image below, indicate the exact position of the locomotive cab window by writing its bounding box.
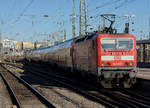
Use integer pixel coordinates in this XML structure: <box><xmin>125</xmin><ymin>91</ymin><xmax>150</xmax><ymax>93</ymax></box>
<box><xmin>118</xmin><ymin>38</ymin><xmax>133</xmax><ymax>50</ymax></box>
<box><xmin>101</xmin><ymin>38</ymin><xmax>133</xmax><ymax>50</ymax></box>
<box><xmin>101</xmin><ymin>39</ymin><xmax>116</xmax><ymax>50</ymax></box>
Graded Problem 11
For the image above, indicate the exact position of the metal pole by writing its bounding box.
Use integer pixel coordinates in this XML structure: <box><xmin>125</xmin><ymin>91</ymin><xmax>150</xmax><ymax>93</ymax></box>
<box><xmin>149</xmin><ymin>18</ymin><xmax>150</xmax><ymax>39</ymax></box>
<box><xmin>34</xmin><ymin>42</ymin><xmax>37</xmax><ymax>49</ymax></box>
<box><xmin>140</xmin><ymin>44</ymin><xmax>143</xmax><ymax>62</ymax></box>
<box><xmin>98</xmin><ymin>25</ymin><xmax>101</xmax><ymax>33</ymax></box>
<box><xmin>72</xmin><ymin>0</ymin><xmax>76</xmax><ymax>38</ymax></box>
<box><xmin>103</xmin><ymin>17</ymin><xmax>106</xmax><ymax>29</ymax></box>
<box><xmin>79</xmin><ymin>0</ymin><xmax>82</xmax><ymax>37</ymax></box>
<box><xmin>21</xmin><ymin>42</ymin><xmax>24</xmax><ymax>50</ymax></box>
<box><xmin>143</xmin><ymin>44</ymin><xmax>146</xmax><ymax>62</ymax></box>
<box><xmin>84</xmin><ymin>0</ymin><xmax>87</xmax><ymax>35</ymax></box>
<box><xmin>64</xmin><ymin>29</ymin><xmax>66</xmax><ymax>41</ymax></box>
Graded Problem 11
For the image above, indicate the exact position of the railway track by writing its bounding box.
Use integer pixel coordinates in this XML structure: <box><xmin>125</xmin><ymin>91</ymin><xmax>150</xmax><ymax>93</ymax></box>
<box><xmin>5</xmin><ymin>62</ymin><xmax>150</xmax><ymax>108</ymax></box>
<box><xmin>5</xmin><ymin>63</ymin><xmax>105</xmax><ymax>108</ymax></box>
<box><xmin>0</xmin><ymin>73</ymin><xmax>14</xmax><ymax>108</ymax></box>
<box><xmin>0</xmin><ymin>64</ymin><xmax>56</xmax><ymax>108</ymax></box>
<box><xmin>35</xmin><ymin>72</ymin><xmax>150</xmax><ymax>108</ymax></box>
<box><xmin>4</xmin><ymin>63</ymin><xmax>114</xmax><ymax>108</ymax></box>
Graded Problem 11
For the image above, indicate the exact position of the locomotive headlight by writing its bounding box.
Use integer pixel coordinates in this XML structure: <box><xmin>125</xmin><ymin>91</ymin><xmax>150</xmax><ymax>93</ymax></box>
<box><xmin>125</xmin><ymin>62</ymin><xmax>128</xmax><ymax>66</ymax></box>
<box><xmin>107</xmin><ymin>62</ymin><xmax>111</xmax><ymax>66</ymax></box>
<box><xmin>130</xmin><ymin>62</ymin><xmax>134</xmax><ymax>66</ymax></box>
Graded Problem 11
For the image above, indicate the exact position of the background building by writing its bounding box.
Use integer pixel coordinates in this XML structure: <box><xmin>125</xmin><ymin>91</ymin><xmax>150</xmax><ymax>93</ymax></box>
<box><xmin>2</xmin><ymin>38</ymin><xmax>16</xmax><ymax>55</ymax></box>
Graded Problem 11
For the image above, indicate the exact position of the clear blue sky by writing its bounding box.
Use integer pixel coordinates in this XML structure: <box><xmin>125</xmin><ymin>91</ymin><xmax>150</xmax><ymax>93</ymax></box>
<box><xmin>0</xmin><ymin>0</ymin><xmax>150</xmax><ymax>42</ymax></box>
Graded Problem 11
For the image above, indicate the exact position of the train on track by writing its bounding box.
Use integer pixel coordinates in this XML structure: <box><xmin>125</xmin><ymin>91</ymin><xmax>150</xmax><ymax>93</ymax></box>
<box><xmin>24</xmin><ymin>14</ymin><xmax>137</xmax><ymax>88</ymax></box>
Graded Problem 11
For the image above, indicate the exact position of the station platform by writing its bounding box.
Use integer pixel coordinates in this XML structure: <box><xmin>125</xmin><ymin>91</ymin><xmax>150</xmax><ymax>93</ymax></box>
<box><xmin>137</xmin><ymin>68</ymin><xmax>150</xmax><ymax>80</ymax></box>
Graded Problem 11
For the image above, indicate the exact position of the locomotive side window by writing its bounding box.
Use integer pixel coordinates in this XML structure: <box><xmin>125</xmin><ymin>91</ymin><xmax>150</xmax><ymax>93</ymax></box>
<box><xmin>101</xmin><ymin>38</ymin><xmax>133</xmax><ymax>50</ymax></box>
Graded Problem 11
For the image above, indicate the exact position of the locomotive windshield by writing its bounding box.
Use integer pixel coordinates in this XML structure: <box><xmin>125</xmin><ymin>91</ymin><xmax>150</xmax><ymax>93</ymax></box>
<box><xmin>101</xmin><ymin>38</ymin><xmax>133</xmax><ymax>50</ymax></box>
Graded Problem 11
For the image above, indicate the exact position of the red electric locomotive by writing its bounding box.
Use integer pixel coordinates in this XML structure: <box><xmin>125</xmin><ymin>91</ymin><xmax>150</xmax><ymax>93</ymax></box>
<box><xmin>73</xmin><ymin>33</ymin><xmax>136</xmax><ymax>88</ymax></box>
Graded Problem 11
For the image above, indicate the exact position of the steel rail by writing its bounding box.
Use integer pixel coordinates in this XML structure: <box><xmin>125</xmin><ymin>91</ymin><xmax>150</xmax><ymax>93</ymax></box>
<box><xmin>7</xmin><ymin>63</ymin><xmax>82</xmax><ymax>107</ymax></box>
<box><xmin>119</xmin><ymin>89</ymin><xmax>150</xmax><ymax>106</ymax></box>
<box><xmin>104</xmin><ymin>89</ymin><xmax>150</xmax><ymax>108</ymax></box>
<box><xmin>24</xmin><ymin>65</ymin><xmax>150</xmax><ymax>108</ymax></box>
<box><xmin>0</xmin><ymin>73</ymin><xmax>22</xmax><ymax>108</ymax></box>
<box><xmin>121</xmin><ymin>88</ymin><xmax>150</xmax><ymax>101</ymax></box>
<box><xmin>27</xmin><ymin>69</ymin><xmax>133</xmax><ymax>108</ymax></box>
<box><xmin>112</xmin><ymin>92</ymin><xmax>150</xmax><ymax>108</ymax></box>
<box><xmin>5</xmin><ymin>63</ymin><xmax>86</xmax><ymax>108</ymax></box>
<box><xmin>32</xmin><ymin>72</ymin><xmax>119</xmax><ymax>108</ymax></box>
<box><xmin>0</xmin><ymin>62</ymin><xmax>23</xmax><ymax>69</ymax></box>
<box><xmin>1</xmin><ymin>65</ymin><xmax>56</xmax><ymax>108</ymax></box>
<box><xmin>23</xmin><ymin>67</ymin><xmax>131</xmax><ymax>108</ymax></box>
<box><xmin>7</xmin><ymin>63</ymin><xmax>150</xmax><ymax>108</ymax></box>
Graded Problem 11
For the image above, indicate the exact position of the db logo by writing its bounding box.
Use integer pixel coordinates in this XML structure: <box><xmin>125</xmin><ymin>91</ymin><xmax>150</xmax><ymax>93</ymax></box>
<box><xmin>114</xmin><ymin>56</ymin><xmax>121</xmax><ymax>60</ymax></box>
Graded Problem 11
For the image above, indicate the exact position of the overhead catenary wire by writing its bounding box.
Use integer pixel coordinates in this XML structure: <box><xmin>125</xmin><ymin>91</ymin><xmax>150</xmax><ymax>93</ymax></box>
<box><xmin>115</xmin><ymin>0</ymin><xmax>136</xmax><ymax>9</ymax></box>
<box><xmin>12</xmin><ymin>0</ymin><xmax>34</xmax><ymax>24</ymax></box>
<box><xmin>89</xmin><ymin>0</ymin><xmax>136</xmax><ymax>19</ymax></box>
<box><xmin>2</xmin><ymin>0</ymin><xmax>17</xmax><ymax>25</ymax></box>
<box><xmin>88</xmin><ymin>0</ymin><xmax>123</xmax><ymax>13</ymax></box>
<box><xmin>95</xmin><ymin>0</ymin><xmax>122</xmax><ymax>10</ymax></box>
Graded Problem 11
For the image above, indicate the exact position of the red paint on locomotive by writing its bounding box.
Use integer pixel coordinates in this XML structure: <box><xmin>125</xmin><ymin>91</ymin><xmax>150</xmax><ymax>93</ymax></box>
<box><xmin>72</xmin><ymin>33</ymin><xmax>137</xmax><ymax>88</ymax></box>
<box><xmin>97</xmin><ymin>34</ymin><xmax>136</xmax><ymax>67</ymax></box>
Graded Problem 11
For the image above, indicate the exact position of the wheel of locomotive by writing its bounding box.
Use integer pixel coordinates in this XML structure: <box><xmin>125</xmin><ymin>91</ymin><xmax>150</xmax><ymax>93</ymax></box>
<box><xmin>123</xmin><ymin>79</ymin><xmax>132</xmax><ymax>88</ymax></box>
<box><xmin>100</xmin><ymin>80</ymin><xmax>112</xmax><ymax>88</ymax></box>
<box><xmin>132</xmin><ymin>77</ymin><xmax>136</xmax><ymax>84</ymax></box>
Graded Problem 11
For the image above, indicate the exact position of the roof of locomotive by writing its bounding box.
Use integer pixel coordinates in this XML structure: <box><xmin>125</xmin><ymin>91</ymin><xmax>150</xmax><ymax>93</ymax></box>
<box><xmin>98</xmin><ymin>33</ymin><xmax>135</xmax><ymax>36</ymax></box>
<box><xmin>74</xmin><ymin>33</ymin><xmax>135</xmax><ymax>43</ymax></box>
